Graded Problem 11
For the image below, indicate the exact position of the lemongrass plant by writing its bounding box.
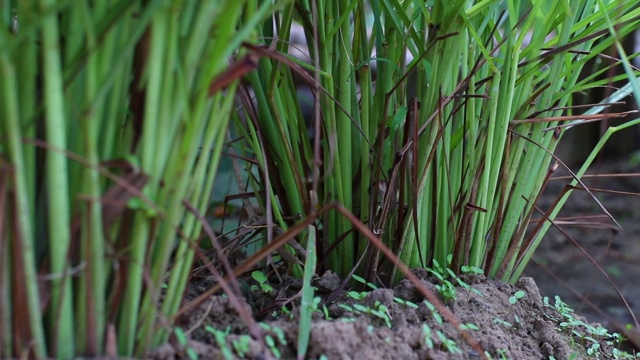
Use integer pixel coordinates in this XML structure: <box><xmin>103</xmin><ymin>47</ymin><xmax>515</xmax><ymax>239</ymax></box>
<box><xmin>0</xmin><ymin>0</ymin><xmax>286</xmax><ymax>358</ymax></box>
<box><xmin>230</xmin><ymin>0</ymin><xmax>640</xmax><ymax>285</ymax></box>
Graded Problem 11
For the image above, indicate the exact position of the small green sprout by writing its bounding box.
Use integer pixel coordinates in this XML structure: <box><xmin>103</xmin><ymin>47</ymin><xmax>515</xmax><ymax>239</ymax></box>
<box><xmin>436</xmin><ymin>330</ymin><xmax>461</xmax><ymax>354</ymax></box>
<box><xmin>422</xmin><ymin>300</ymin><xmax>443</xmax><ymax>324</ymax></box>
<box><xmin>495</xmin><ymin>348</ymin><xmax>509</xmax><ymax>360</ymax></box>
<box><xmin>509</xmin><ymin>290</ymin><xmax>525</xmax><ymax>305</ymax></box>
<box><xmin>514</xmin><ymin>315</ymin><xmax>522</xmax><ymax>327</ymax></box>
<box><xmin>251</xmin><ymin>271</ymin><xmax>274</xmax><ymax>294</ymax></box>
<box><xmin>264</xmin><ymin>334</ymin><xmax>280</xmax><ymax>358</ymax></box>
<box><xmin>321</xmin><ymin>303</ymin><xmax>331</xmax><ymax>320</ymax></box>
<box><xmin>259</xmin><ymin>323</ymin><xmax>286</xmax><ymax>359</ymax></box>
<box><xmin>461</xmin><ymin>265</ymin><xmax>484</xmax><ymax>275</ymax></box>
<box><xmin>347</xmin><ymin>290</ymin><xmax>367</xmax><ymax>300</ymax></box>
<box><xmin>426</xmin><ymin>258</ymin><xmax>484</xmax><ymax>301</ymax></box>
<box><xmin>393</xmin><ymin>297</ymin><xmax>419</xmax><ymax>308</ymax></box>
<box><xmin>174</xmin><ymin>327</ymin><xmax>198</xmax><ymax>360</ymax></box>
<box><xmin>231</xmin><ymin>335</ymin><xmax>251</xmax><ymax>359</ymax></box>
<box><xmin>459</xmin><ymin>323</ymin><xmax>479</xmax><ymax>331</ymax></box>
<box><xmin>422</xmin><ymin>324</ymin><xmax>434</xmax><ymax>349</ymax></box>
<box><xmin>205</xmin><ymin>326</ymin><xmax>234</xmax><ymax>360</ymax></box>
<box><xmin>493</xmin><ymin>318</ymin><xmax>512</xmax><ymax>328</ymax></box>
<box><xmin>340</xmin><ymin>301</ymin><xmax>392</xmax><ymax>328</ymax></box>
<box><xmin>352</xmin><ymin>274</ymin><xmax>378</xmax><ymax>290</ymax></box>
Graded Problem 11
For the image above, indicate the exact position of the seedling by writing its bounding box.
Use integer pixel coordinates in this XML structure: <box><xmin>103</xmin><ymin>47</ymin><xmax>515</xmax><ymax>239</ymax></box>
<box><xmin>434</xmin><ymin>281</ymin><xmax>457</xmax><ymax>302</ymax></box>
<box><xmin>231</xmin><ymin>335</ymin><xmax>251</xmax><ymax>359</ymax></box>
<box><xmin>422</xmin><ymin>300</ymin><xmax>443</xmax><ymax>325</ymax></box>
<box><xmin>352</xmin><ymin>274</ymin><xmax>378</xmax><ymax>290</ymax></box>
<box><xmin>205</xmin><ymin>326</ymin><xmax>234</xmax><ymax>360</ymax></box>
<box><xmin>251</xmin><ymin>271</ymin><xmax>274</xmax><ymax>294</ymax></box>
<box><xmin>393</xmin><ymin>297</ymin><xmax>419</xmax><ymax>309</ymax></box>
<box><xmin>461</xmin><ymin>265</ymin><xmax>484</xmax><ymax>275</ymax></box>
<box><xmin>347</xmin><ymin>290</ymin><xmax>367</xmax><ymax>301</ymax></box>
<box><xmin>174</xmin><ymin>327</ymin><xmax>198</xmax><ymax>360</ymax></box>
<box><xmin>264</xmin><ymin>335</ymin><xmax>279</xmax><ymax>358</ymax></box>
<box><xmin>320</xmin><ymin>301</ymin><xmax>331</xmax><ymax>320</ymax></box>
<box><xmin>585</xmin><ymin>338</ymin><xmax>601</xmax><ymax>356</ymax></box>
<box><xmin>259</xmin><ymin>323</ymin><xmax>287</xmax><ymax>359</ymax></box>
<box><xmin>280</xmin><ymin>306</ymin><xmax>292</xmax><ymax>318</ymax></box>
<box><xmin>339</xmin><ymin>301</ymin><xmax>392</xmax><ymax>328</ymax></box>
<box><xmin>453</xmin><ymin>276</ymin><xmax>483</xmax><ymax>297</ymax></box>
<box><xmin>346</xmin><ymin>275</ymin><xmax>378</xmax><ymax>301</ymax></box>
<box><xmin>436</xmin><ymin>330</ymin><xmax>461</xmax><ymax>354</ymax></box>
<box><xmin>354</xmin><ymin>302</ymin><xmax>392</xmax><ymax>328</ymax></box>
<box><xmin>509</xmin><ymin>290</ymin><xmax>526</xmax><ymax>305</ymax></box>
<box><xmin>493</xmin><ymin>318</ymin><xmax>512</xmax><ymax>328</ymax></box>
<box><xmin>422</xmin><ymin>324</ymin><xmax>434</xmax><ymax>349</ymax></box>
<box><xmin>426</xmin><ymin>257</ymin><xmax>483</xmax><ymax>301</ymax></box>
<box><xmin>459</xmin><ymin>323</ymin><xmax>479</xmax><ymax>331</ymax></box>
<box><xmin>484</xmin><ymin>349</ymin><xmax>509</xmax><ymax>360</ymax></box>
<box><xmin>495</xmin><ymin>348</ymin><xmax>509</xmax><ymax>360</ymax></box>
<box><xmin>426</xmin><ymin>265</ymin><xmax>457</xmax><ymax>302</ymax></box>
<box><xmin>514</xmin><ymin>315</ymin><xmax>522</xmax><ymax>327</ymax></box>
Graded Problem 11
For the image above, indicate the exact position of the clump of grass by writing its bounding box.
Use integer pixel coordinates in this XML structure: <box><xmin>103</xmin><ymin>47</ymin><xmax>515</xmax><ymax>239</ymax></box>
<box><xmin>219</xmin><ymin>2</ymin><xmax>640</xmax><ymax>354</ymax></box>
<box><xmin>229</xmin><ymin>0</ymin><xmax>640</xmax><ymax>286</ymax></box>
<box><xmin>214</xmin><ymin>0</ymin><xmax>640</xmax><ymax>356</ymax></box>
<box><xmin>0</xmin><ymin>1</ymin><xmax>286</xmax><ymax>358</ymax></box>
<box><xmin>2</xmin><ymin>1</ymin><xmax>640</xmax><ymax>358</ymax></box>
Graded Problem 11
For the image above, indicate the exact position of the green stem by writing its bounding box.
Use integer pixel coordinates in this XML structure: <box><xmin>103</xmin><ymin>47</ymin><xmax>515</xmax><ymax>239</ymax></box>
<box><xmin>39</xmin><ymin>0</ymin><xmax>75</xmax><ymax>355</ymax></box>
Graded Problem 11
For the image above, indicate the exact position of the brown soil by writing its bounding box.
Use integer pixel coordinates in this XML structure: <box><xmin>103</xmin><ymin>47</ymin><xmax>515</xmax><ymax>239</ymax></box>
<box><xmin>150</xmin><ymin>270</ymin><xmax>625</xmax><ymax>359</ymax></box>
